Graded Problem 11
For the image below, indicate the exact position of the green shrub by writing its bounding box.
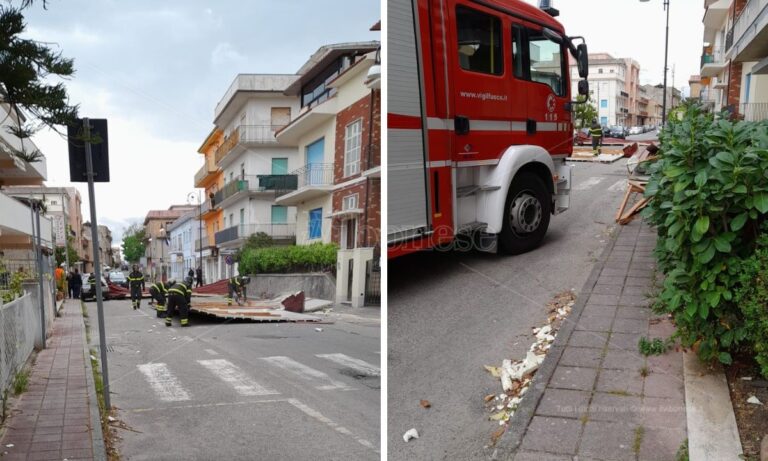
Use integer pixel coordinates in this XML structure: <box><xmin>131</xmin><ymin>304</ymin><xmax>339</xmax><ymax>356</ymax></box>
<box><xmin>733</xmin><ymin>236</ymin><xmax>768</xmax><ymax>378</ymax></box>
<box><xmin>644</xmin><ymin>102</ymin><xmax>768</xmax><ymax>364</ymax></box>
<box><xmin>239</xmin><ymin>243</ymin><xmax>337</xmax><ymax>274</ymax></box>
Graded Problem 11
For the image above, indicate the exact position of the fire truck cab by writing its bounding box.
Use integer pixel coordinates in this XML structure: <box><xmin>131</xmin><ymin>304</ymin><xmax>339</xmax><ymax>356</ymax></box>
<box><xmin>388</xmin><ymin>0</ymin><xmax>589</xmax><ymax>257</ymax></box>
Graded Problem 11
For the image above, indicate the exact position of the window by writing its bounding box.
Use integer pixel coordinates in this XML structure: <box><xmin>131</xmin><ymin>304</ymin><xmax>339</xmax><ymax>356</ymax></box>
<box><xmin>601</xmin><ymin>99</ymin><xmax>608</xmax><ymax>108</ymax></box>
<box><xmin>240</xmin><ymin>162</ymin><xmax>245</xmax><ymax>180</ymax></box>
<box><xmin>271</xmin><ymin>206</ymin><xmax>287</xmax><ymax>224</ymax></box>
<box><xmin>456</xmin><ymin>6</ymin><xmax>503</xmax><ymax>75</ymax></box>
<box><xmin>271</xmin><ymin>158</ymin><xmax>288</xmax><ymax>175</ymax></box>
<box><xmin>512</xmin><ymin>25</ymin><xmax>524</xmax><ymax>79</ymax></box>
<box><xmin>342</xmin><ymin>194</ymin><xmax>358</xmax><ymax>210</ymax></box>
<box><xmin>229</xmin><ymin>172</ymin><xmax>234</xmax><ymax>183</ymax></box>
<box><xmin>270</xmin><ymin>107</ymin><xmax>291</xmax><ymax>128</ymax></box>
<box><xmin>308</xmin><ymin>208</ymin><xmax>322</xmax><ymax>240</ymax></box>
<box><xmin>344</xmin><ymin>120</ymin><xmax>362</xmax><ymax>177</ymax></box>
<box><xmin>527</xmin><ymin>30</ymin><xmax>564</xmax><ymax>95</ymax></box>
<box><xmin>229</xmin><ymin>213</ymin><xmax>234</xmax><ymax>228</ymax></box>
<box><xmin>343</xmin><ymin>219</ymin><xmax>357</xmax><ymax>250</ymax></box>
<box><xmin>598</xmin><ymin>68</ymin><xmax>603</xmax><ymax>74</ymax></box>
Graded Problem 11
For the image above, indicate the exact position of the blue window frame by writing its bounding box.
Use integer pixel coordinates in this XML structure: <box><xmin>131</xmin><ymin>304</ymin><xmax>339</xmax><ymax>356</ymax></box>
<box><xmin>271</xmin><ymin>158</ymin><xmax>288</xmax><ymax>175</ymax></box>
<box><xmin>308</xmin><ymin>208</ymin><xmax>322</xmax><ymax>239</ymax></box>
<box><xmin>600</xmin><ymin>99</ymin><xmax>608</xmax><ymax>108</ymax></box>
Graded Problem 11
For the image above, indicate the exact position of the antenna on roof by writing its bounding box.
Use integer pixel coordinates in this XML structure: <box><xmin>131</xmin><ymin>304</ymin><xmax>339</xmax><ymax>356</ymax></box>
<box><xmin>539</xmin><ymin>0</ymin><xmax>560</xmax><ymax>17</ymax></box>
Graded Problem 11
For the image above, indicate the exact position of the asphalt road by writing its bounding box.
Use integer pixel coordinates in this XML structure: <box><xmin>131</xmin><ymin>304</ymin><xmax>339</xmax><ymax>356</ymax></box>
<box><xmin>387</xmin><ymin>160</ymin><xmax>632</xmax><ymax>460</ymax></box>
<box><xmin>84</xmin><ymin>299</ymin><xmax>380</xmax><ymax>461</ymax></box>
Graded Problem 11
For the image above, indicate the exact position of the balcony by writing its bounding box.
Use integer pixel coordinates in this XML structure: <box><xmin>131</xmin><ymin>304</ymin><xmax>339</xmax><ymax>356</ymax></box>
<box><xmin>194</xmin><ymin>157</ymin><xmax>218</xmax><ymax>187</ymax></box>
<box><xmin>214</xmin><ymin>223</ymin><xmax>296</xmax><ymax>247</ymax></box>
<box><xmin>275</xmin><ymin>163</ymin><xmax>334</xmax><ymax>206</ymax></box>
<box><xmin>728</xmin><ymin>0</ymin><xmax>768</xmax><ymax>60</ymax></box>
<box><xmin>217</xmin><ymin>174</ymin><xmax>298</xmax><ymax>210</ymax></box>
<box><xmin>700</xmin><ymin>47</ymin><xmax>727</xmax><ymax>77</ymax></box>
<box><xmin>214</xmin><ymin>125</ymin><xmax>284</xmax><ymax>168</ymax></box>
<box><xmin>194</xmin><ymin>236</ymin><xmax>211</xmax><ymax>251</ymax></box>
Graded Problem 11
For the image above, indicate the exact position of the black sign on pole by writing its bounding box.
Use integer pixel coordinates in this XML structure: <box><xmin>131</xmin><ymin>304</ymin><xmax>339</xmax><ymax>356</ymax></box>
<box><xmin>67</xmin><ymin>119</ymin><xmax>110</xmax><ymax>182</ymax></box>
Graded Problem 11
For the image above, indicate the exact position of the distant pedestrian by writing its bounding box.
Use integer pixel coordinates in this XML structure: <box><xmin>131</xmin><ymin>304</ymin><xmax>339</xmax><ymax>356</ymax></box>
<box><xmin>590</xmin><ymin>119</ymin><xmax>603</xmax><ymax>155</ymax></box>
<box><xmin>71</xmin><ymin>269</ymin><xmax>82</xmax><ymax>299</ymax></box>
<box><xmin>195</xmin><ymin>267</ymin><xmax>203</xmax><ymax>287</ymax></box>
<box><xmin>67</xmin><ymin>270</ymin><xmax>74</xmax><ymax>298</ymax></box>
<box><xmin>188</xmin><ymin>268</ymin><xmax>194</xmax><ymax>279</ymax></box>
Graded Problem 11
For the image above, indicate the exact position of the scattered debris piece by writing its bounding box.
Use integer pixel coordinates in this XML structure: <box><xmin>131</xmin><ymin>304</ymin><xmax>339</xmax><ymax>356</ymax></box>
<box><xmin>315</xmin><ymin>328</ymin><xmax>323</xmax><ymax>332</ymax></box>
<box><xmin>172</xmin><ymin>337</ymin><xmax>177</xmax><ymax>341</ymax></box>
<box><xmin>484</xmin><ymin>290</ymin><xmax>576</xmax><ymax>444</ymax></box>
<box><xmin>107</xmin><ymin>416</ymin><xmax>116</xmax><ymax>422</ymax></box>
<box><xmin>89</xmin><ymin>355</ymin><xmax>96</xmax><ymax>361</ymax></box>
<box><xmin>747</xmin><ymin>396</ymin><xmax>763</xmax><ymax>405</ymax></box>
<box><xmin>420</xmin><ymin>400</ymin><xmax>431</xmax><ymax>409</ymax></box>
<box><xmin>5</xmin><ymin>444</ymin><xmax>13</xmax><ymax>448</ymax></box>
<box><xmin>403</xmin><ymin>428</ymin><xmax>419</xmax><ymax>442</ymax></box>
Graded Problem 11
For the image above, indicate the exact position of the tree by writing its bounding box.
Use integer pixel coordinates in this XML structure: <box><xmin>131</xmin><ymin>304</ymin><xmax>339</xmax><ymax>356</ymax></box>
<box><xmin>54</xmin><ymin>225</ymin><xmax>79</xmax><ymax>267</ymax></box>
<box><xmin>121</xmin><ymin>223</ymin><xmax>146</xmax><ymax>264</ymax></box>
<box><xmin>573</xmin><ymin>95</ymin><xmax>598</xmax><ymax>129</ymax></box>
<box><xmin>0</xmin><ymin>2</ymin><xmax>79</xmax><ymax>162</ymax></box>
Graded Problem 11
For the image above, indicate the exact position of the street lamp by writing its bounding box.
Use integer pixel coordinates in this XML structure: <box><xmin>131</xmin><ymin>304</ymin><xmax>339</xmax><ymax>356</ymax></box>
<box><xmin>187</xmin><ymin>191</ymin><xmax>203</xmax><ymax>286</ymax></box>
<box><xmin>640</xmin><ymin>0</ymin><xmax>670</xmax><ymax>127</ymax></box>
<box><xmin>158</xmin><ymin>226</ymin><xmax>167</xmax><ymax>282</ymax></box>
<box><xmin>147</xmin><ymin>236</ymin><xmax>153</xmax><ymax>282</ymax></box>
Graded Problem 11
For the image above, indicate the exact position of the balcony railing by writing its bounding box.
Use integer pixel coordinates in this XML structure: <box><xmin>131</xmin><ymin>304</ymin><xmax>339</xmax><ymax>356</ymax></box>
<box><xmin>700</xmin><ymin>47</ymin><xmax>725</xmax><ymax>68</ymax></box>
<box><xmin>258</xmin><ymin>174</ymin><xmax>298</xmax><ymax>191</ymax></box>
<box><xmin>194</xmin><ymin>236</ymin><xmax>211</xmax><ymax>251</ymax></box>
<box><xmin>194</xmin><ymin>157</ymin><xmax>217</xmax><ymax>185</ymax></box>
<box><xmin>277</xmin><ymin>163</ymin><xmax>334</xmax><ymax>197</ymax></box>
<box><xmin>213</xmin><ymin>125</ymin><xmax>284</xmax><ymax>165</ymax></box>
<box><xmin>215</xmin><ymin>223</ymin><xmax>297</xmax><ymax>245</ymax></box>
<box><xmin>219</xmin><ymin>174</ymin><xmax>298</xmax><ymax>203</ymax></box>
<box><xmin>730</xmin><ymin>0</ymin><xmax>768</xmax><ymax>52</ymax></box>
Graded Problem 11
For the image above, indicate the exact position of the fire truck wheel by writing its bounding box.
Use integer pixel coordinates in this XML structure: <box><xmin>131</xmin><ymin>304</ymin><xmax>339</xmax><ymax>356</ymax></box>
<box><xmin>499</xmin><ymin>172</ymin><xmax>551</xmax><ymax>255</ymax></box>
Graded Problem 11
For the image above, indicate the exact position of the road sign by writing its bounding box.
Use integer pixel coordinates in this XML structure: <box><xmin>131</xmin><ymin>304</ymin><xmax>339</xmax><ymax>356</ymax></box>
<box><xmin>68</xmin><ymin>119</ymin><xmax>109</xmax><ymax>182</ymax></box>
<box><xmin>225</xmin><ymin>255</ymin><xmax>233</xmax><ymax>266</ymax></box>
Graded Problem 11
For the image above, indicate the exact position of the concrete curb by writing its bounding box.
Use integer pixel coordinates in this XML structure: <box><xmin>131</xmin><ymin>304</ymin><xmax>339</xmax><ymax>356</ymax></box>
<box><xmin>492</xmin><ymin>227</ymin><xmax>619</xmax><ymax>460</ymax></box>
<box><xmin>683</xmin><ymin>350</ymin><xmax>743</xmax><ymax>460</ymax></box>
<box><xmin>78</xmin><ymin>301</ymin><xmax>108</xmax><ymax>461</ymax></box>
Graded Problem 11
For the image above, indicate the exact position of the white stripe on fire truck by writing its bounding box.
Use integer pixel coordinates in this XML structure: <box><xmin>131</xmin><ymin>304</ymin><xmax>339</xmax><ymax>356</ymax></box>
<box><xmin>425</xmin><ymin>117</ymin><xmax>567</xmax><ymax>132</ymax></box>
<box><xmin>261</xmin><ymin>356</ymin><xmax>353</xmax><ymax>391</ymax></box>
<box><xmin>137</xmin><ymin>363</ymin><xmax>191</xmax><ymax>402</ymax></box>
<box><xmin>316</xmin><ymin>354</ymin><xmax>381</xmax><ymax>377</ymax></box>
<box><xmin>198</xmin><ymin>359</ymin><xmax>279</xmax><ymax>396</ymax></box>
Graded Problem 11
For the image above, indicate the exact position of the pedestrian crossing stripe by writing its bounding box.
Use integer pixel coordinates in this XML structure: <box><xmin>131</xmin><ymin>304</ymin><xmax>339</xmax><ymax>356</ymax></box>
<box><xmin>260</xmin><ymin>356</ymin><xmax>353</xmax><ymax>391</ymax></box>
<box><xmin>137</xmin><ymin>363</ymin><xmax>191</xmax><ymax>402</ymax></box>
<box><xmin>316</xmin><ymin>353</ymin><xmax>380</xmax><ymax>377</ymax></box>
<box><xmin>197</xmin><ymin>359</ymin><xmax>278</xmax><ymax>396</ymax></box>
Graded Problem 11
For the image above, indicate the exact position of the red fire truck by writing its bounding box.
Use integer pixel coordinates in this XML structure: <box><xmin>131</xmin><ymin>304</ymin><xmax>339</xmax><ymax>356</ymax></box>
<box><xmin>388</xmin><ymin>0</ymin><xmax>589</xmax><ymax>257</ymax></box>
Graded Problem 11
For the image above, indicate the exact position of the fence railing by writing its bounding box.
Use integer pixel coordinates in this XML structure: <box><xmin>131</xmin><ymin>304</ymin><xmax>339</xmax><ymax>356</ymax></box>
<box><xmin>737</xmin><ymin>102</ymin><xmax>768</xmax><ymax>121</ymax></box>
<box><xmin>701</xmin><ymin>46</ymin><xmax>725</xmax><ymax>68</ymax></box>
<box><xmin>239</xmin><ymin>125</ymin><xmax>283</xmax><ymax>144</ymax></box>
<box><xmin>277</xmin><ymin>163</ymin><xmax>334</xmax><ymax>197</ymax></box>
<box><xmin>215</xmin><ymin>223</ymin><xmax>297</xmax><ymax>245</ymax></box>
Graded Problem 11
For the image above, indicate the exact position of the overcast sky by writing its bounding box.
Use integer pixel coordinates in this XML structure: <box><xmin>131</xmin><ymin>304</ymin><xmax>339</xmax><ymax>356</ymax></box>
<box><xmin>22</xmin><ymin>0</ymin><xmax>380</xmax><ymax>243</ymax></box>
<box><xmin>23</xmin><ymin>0</ymin><xmax>700</xmax><ymax>243</ymax></box>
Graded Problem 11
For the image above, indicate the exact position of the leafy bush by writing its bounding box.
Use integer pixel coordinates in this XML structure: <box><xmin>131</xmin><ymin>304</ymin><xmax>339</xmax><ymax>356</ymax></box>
<box><xmin>239</xmin><ymin>243</ymin><xmax>337</xmax><ymax>274</ymax></box>
<box><xmin>733</xmin><ymin>236</ymin><xmax>768</xmax><ymax>378</ymax></box>
<box><xmin>644</xmin><ymin>103</ymin><xmax>768</xmax><ymax>364</ymax></box>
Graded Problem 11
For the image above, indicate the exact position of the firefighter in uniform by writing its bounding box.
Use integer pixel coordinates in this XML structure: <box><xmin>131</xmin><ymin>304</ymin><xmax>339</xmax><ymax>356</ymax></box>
<box><xmin>589</xmin><ymin>119</ymin><xmax>603</xmax><ymax>155</ymax></box>
<box><xmin>149</xmin><ymin>279</ymin><xmax>172</xmax><ymax>318</ymax></box>
<box><xmin>227</xmin><ymin>275</ymin><xmax>248</xmax><ymax>306</ymax></box>
<box><xmin>166</xmin><ymin>277</ymin><xmax>193</xmax><ymax>327</ymax></box>
<box><xmin>127</xmin><ymin>265</ymin><xmax>145</xmax><ymax>310</ymax></box>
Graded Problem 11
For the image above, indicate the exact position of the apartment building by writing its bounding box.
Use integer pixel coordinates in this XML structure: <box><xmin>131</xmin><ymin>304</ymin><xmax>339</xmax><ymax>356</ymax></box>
<box><xmin>641</xmin><ymin>84</ymin><xmax>682</xmax><ymax>124</ymax></box>
<box><xmin>167</xmin><ymin>210</ymin><xmax>201</xmax><ymax>282</ymax></box>
<box><xmin>4</xmin><ymin>186</ymin><xmax>85</xmax><ymax>270</ymax></box>
<box><xmin>195</xmin><ymin>128</ymin><xmax>224</xmax><ymax>284</ymax></box>
<box><xmin>207</xmin><ymin>75</ymin><xmax>302</xmax><ymax>279</ymax></box>
<box><xmin>143</xmin><ymin>205</ymin><xmax>196</xmax><ymax>283</ymax></box>
<box><xmin>570</xmin><ymin>53</ymin><xmax>632</xmax><ymax>127</ymax></box>
<box><xmin>723</xmin><ymin>0</ymin><xmax>768</xmax><ymax>120</ymax></box>
<box><xmin>275</xmin><ymin>41</ymin><xmax>380</xmax><ymax>307</ymax></box>
<box><xmin>0</xmin><ymin>104</ymin><xmax>54</xmax><ymax>271</ymax></box>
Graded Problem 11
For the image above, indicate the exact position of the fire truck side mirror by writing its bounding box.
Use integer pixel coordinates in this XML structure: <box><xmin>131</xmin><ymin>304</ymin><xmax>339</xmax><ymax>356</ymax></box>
<box><xmin>576</xmin><ymin>43</ymin><xmax>589</xmax><ymax>79</ymax></box>
<box><xmin>578</xmin><ymin>79</ymin><xmax>589</xmax><ymax>97</ymax></box>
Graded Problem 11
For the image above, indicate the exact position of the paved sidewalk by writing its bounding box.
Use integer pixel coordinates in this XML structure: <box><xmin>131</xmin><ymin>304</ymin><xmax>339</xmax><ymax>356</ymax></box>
<box><xmin>0</xmin><ymin>299</ymin><xmax>104</xmax><ymax>461</ymax></box>
<box><xmin>511</xmin><ymin>220</ymin><xmax>687</xmax><ymax>460</ymax></box>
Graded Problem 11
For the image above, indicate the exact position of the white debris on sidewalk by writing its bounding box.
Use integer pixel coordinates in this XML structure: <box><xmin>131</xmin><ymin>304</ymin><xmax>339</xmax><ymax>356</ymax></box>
<box><xmin>484</xmin><ymin>290</ymin><xmax>576</xmax><ymax>441</ymax></box>
<box><xmin>747</xmin><ymin>396</ymin><xmax>763</xmax><ymax>405</ymax></box>
<box><xmin>403</xmin><ymin>428</ymin><xmax>419</xmax><ymax>442</ymax></box>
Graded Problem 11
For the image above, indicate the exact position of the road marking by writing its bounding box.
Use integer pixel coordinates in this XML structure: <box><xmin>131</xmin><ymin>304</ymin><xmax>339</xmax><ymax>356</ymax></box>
<box><xmin>573</xmin><ymin>176</ymin><xmax>605</xmax><ymax>191</ymax></box>
<box><xmin>261</xmin><ymin>356</ymin><xmax>353</xmax><ymax>391</ymax></box>
<box><xmin>198</xmin><ymin>359</ymin><xmax>279</xmax><ymax>396</ymax></box>
<box><xmin>137</xmin><ymin>363</ymin><xmax>191</xmax><ymax>402</ymax></box>
<box><xmin>316</xmin><ymin>354</ymin><xmax>380</xmax><ymax>377</ymax></box>
<box><xmin>287</xmin><ymin>398</ymin><xmax>378</xmax><ymax>454</ymax></box>
<box><xmin>127</xmin><ymin>398</ymin><xmax>288</xmax><ymax>413</ymax></box>
<box><xmin>204</xmin><ymin>349</ymin><xmax>218</xmax><ymax>355</ymax></box>
<box><xmin>607</xmin><ymin>179</ymin><xmax>627</xmax><ymax>192</ymax></box>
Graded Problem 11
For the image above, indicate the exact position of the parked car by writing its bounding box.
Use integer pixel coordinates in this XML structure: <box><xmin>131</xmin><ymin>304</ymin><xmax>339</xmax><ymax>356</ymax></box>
<box><xmin>608</xmin><ymin>126</ymin><xmax>627</xmax><ymax>139</ymax></box>
<box><xmin>80</xmin><ymin>273</ymin><xmax>110</xmax><ymax>301</ymax></box>
<box><xmin>574</xmin><ymin>127</ymin><xmax>590</xmax><ymax>145</ymax></box>
<box><xmin>629</xmin><ymin>126</ymin><xmax>644</xmax><ymax>136</ymax></box>
<box><xmin>107</xmin><ymin>271</ymin><xmax>128</xmax><ymax>288</ymax></box>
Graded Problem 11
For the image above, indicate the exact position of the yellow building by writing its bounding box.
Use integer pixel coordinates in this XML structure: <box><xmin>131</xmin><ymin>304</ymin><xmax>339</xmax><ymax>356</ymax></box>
<box><xmin>194</xmin><ymin>128</ymin><xmax>226</xmax><ymax>282</ymax></box>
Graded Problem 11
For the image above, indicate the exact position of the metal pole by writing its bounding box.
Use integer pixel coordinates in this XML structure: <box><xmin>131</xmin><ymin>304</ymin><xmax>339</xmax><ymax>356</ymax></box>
<box><xmin>33</xmin><ymin>202</ymin><xmax>45</xmax><ymax>349</ymax></box>
<box><xmin>662</xmin><ymin>0</ymin><xmax>670</xmax><ymax>127</ymax></box>
<box><xmin>198</xmin><ymin>191</ymin><xmax>202</xmax><ymax>285</ymax></box>
<box><xmin>83</xmin><ymin>117</ymin><xmax>111</xmax><ymax>411</ymax></box>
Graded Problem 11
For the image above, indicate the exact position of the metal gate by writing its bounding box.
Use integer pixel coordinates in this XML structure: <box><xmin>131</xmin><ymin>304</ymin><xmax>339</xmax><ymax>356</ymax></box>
<box><xmin>364</xmin><ymin>253</ymin><xmax>381</xmax><ymax>306</ymax></box>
